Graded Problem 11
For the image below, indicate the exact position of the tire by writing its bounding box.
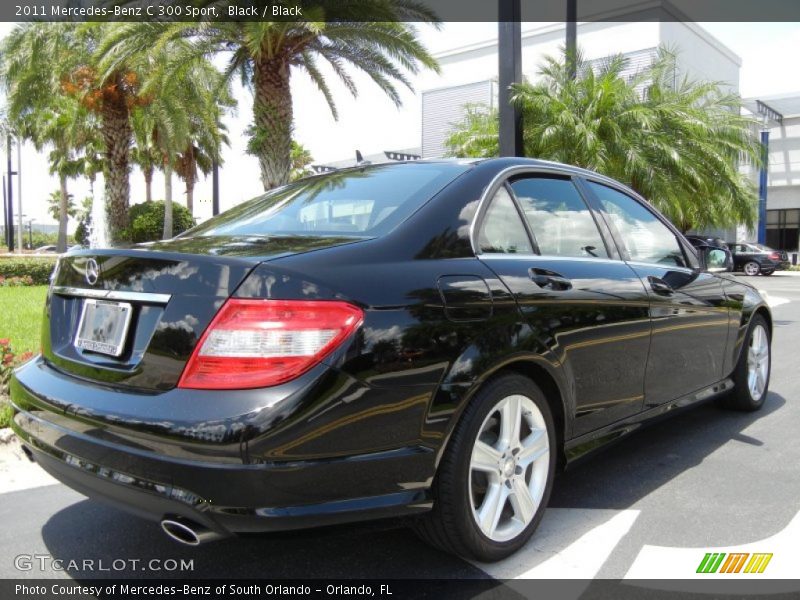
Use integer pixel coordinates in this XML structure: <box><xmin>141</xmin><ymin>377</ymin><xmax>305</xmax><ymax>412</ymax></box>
<box><xmin>414</xmin><ymin>373</ymin><xmax>556</xmax><ymax>562</ymax></box>
<box><xmin>717</xmin><ymin>314</ymin><xmax>771</xmax><ymax>411</ymax></box>
<box><xmin>743</xmin><ymin>261</ymin><xmax>760</xmax><ymax>276</ymax></box>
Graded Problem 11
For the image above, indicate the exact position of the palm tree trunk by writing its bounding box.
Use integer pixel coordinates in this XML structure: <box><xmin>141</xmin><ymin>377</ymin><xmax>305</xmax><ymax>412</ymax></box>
<box><xmin>100</xmin><ymin>80</ymin><xmax>132</xmax><ymax>243</ymax></box>
<box><xmin>186</xmin><ymin>177</ymin><xmax>194</xmax><ymax>217</ymax></box>
<box><xmin>57</xmin><ymin>174</ymin><xmax>69</xmax><ymax>253</ymax></box>
<box><xmin>144</xmin><ymin>165</ymin><xmax>153</xmax><ymax>203</ymax></box>
<box><xmin>162</xmin><ymin>162</ymin><xmax>173</xmax><ymax>240</ymax></box>
<box><xmin>185</xmin><ymin>145</ymin><xmax>195</xmax><ymax>215</ymax></box>
<box><xmin>253</xmin><ymin>54</ymin><xmax>293</xmax><ymax>190</ymax></box>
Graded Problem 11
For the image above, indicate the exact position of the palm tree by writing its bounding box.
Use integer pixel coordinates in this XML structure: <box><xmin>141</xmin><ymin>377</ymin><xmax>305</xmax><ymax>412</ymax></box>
<box><xmin>174</xmin><ymin>126</ymin><xmax>228</xmax><ymax>216</ymax></box>
<box><xmin>101</xmin><ymin>3</ymin><xmax>439</xmax><ymax>189</ymax></box>
<box><xmin>289</xmin><ymin>141</ymin><xmax>314</xmax><ymax>181</ymax></box>
<box><xmin>1</xmin><ymin>23</ymin><xmax>151</xmax><ymax>243</ymax></box>
<box><xmin>130</xmin><ymin>112</ymin><xmax>161</xmax><ymax>203</ymax></box>
<box><xmin>117</xmin><ymin>35</ymin><xmax>230</xmax><ymax>238</ymax></box>
<box><xmin>173</xmin><ymin>79</ymin><xmax>232</xmax><ymax>216</ymax></box>
<box><xmin>1</xmin><ymin>27</ymin><xmax>100</xmax><ymax>253</ymax></box>
<box><xmin>446</xmin><ymin>48</ymin><xmax>762</xmax><ymax>232</ymax></box>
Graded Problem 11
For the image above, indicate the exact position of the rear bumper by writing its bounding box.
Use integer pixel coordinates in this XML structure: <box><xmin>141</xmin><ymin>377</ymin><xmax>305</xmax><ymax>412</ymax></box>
<box><xmin>9</xmin><ymin>359</ymin><xmax>435</xmax><ymax>535</ymax></box>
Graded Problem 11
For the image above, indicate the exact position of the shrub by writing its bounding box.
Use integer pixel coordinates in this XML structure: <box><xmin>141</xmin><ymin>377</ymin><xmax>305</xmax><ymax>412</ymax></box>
<box><xmin>126</xmin><ymin>201</ymin><xmax>195</xmax><ymax>243</ymax></box>
<box><xmin>1</xmin><ymin>338</ymin><xmax>34</xmax><ymax>428</ymax></box>
<box><xmin>1</xmin><ymin>338</ymin><xmax>34</xmax><ymax>394</ymax></box>
<box><xmin>29</xmin><ymin>231</ymin><xmax>60</xmax><ymax>249</ymax></box>
<box><xmin>74</xmin><ymin>217</ymin><xmax>91</xmax><ymax>247</ymax></box>
<box><xmin>0</xmin><ymin>275</ymin><xmax>35</xmax><ymax>287</ymax></box>
<box><xmin>0</xmin><ymin>257</ymin><xmax>58</xmax><ymax>285</ymax></box>
<box><xmin>0</xmin><ymin>401</ymin><xmax>12</xmax><ymax>429</ymax></box>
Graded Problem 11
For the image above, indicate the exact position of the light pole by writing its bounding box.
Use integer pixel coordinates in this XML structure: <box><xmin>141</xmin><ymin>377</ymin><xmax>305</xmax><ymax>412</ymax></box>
<box><xmin>498</xmin><ymin>0</ymin><xmax>523</xmax><ymax>157</ymax></box>
<box><xmin>212</xmin><ymin>159</ymin><xmax>220</xmax><ymax>216</ymax></box>
<box><xmin>5</xmin><ymin>134</ymin><xmax>15</xmax><ymax>252</ymax></box>
<box><xmin>16</xmin><ymin>139</ymin><xmax>22</xmax><ymax>253</ymax></box>
<box><xmin>567</xmin><ymin>0</ymin><xmax>577</xmax><ymax>79</ymax></box>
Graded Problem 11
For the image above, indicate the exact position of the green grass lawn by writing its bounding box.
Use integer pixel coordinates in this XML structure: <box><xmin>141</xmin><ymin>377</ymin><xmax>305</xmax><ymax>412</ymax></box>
<box><xmin>0</xmin><ymin>285</ymin><xmax>47</xmax><ymax>354</ymax></box>
<box><xmin>0</xmin><ymin>285</ymin><xmax>47</xmax><ymax>427</ymax></box>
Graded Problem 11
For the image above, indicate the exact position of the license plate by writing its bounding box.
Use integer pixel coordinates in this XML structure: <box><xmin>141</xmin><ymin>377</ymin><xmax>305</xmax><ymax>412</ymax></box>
<box><xmin>74</xmin><ymin>299</ymin><xmax>133</xmax><ymax>357</ymax></box>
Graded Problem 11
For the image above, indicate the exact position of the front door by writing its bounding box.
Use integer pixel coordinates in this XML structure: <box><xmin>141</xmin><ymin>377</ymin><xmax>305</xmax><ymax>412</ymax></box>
<box><xmin>583</xmin><ymin>181</ymin><xmax>730</xmax><ymax>408</ymax></box>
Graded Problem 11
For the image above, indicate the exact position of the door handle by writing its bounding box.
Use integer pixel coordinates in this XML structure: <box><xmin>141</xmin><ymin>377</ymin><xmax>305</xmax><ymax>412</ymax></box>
<box><xmin>648</xmin><ymin>276</ymin><xmax>674</xmax><ymax>295</ymax></box>
<box><xmin>530</xmin><ymin>268</ymin><xmax>572</xmax><ymax>291</ymax></box>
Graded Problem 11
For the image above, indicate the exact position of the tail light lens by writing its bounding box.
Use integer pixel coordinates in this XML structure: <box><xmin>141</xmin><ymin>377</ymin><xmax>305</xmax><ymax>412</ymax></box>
<box><xmin>178</xmin><ymin>299</ymin><xmax>363</xmax><ymax>390</ymax></box>
<box><xmin>769</xmin><ymin>252</ymin><xmax>780</xmax><ymax>260</ymax></box>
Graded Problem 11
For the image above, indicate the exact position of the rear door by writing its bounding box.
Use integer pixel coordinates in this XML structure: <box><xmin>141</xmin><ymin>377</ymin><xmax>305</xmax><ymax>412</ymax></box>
<box><xmin>475</xmin><ymin>171</ymin><xmax>652</xmax><ymax>437</ymax></box>
<box><xmin>582</xmin><ymin>180</ymin><xmax>730</xmax><ymax>408</ymax></box>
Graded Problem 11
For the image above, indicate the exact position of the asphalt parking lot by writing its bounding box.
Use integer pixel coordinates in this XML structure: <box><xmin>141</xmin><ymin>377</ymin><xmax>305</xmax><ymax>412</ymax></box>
<box><xmin>1</xmin><ymin>272</ymin><xmax>798</xmax><ymax>584</ymax></box>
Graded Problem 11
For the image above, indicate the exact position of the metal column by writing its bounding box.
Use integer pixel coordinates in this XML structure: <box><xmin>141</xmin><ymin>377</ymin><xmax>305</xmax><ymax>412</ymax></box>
<box><xmin>212</xmin><ymin>160</ymin><xmax>220</xmax><ymax>216</ymax></box>
<box><xmin>5</xmin><ymin>135</ymin><xmax>13</xmax><ymax>252</ymax></box>
<box><xmin>498</xmin><ymin>0</ymin><xmax>523</xmax><ymax>157</ymax></box>
<box><xmin>757</xmin><ymin>129</ymin><xmax>769</xmax><ymax>245</ymax></box>
<box><xmin>566</xmin><ymin>0</ymin><xmax>577</xmax><ymax>79</ymax></box>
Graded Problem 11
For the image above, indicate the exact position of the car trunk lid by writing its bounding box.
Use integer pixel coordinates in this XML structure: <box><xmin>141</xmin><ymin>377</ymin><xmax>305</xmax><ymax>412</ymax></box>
<box><xmin>43</xmin><ymin>235</ymin><xmax>364</xmax><ymax>391</ymax></box>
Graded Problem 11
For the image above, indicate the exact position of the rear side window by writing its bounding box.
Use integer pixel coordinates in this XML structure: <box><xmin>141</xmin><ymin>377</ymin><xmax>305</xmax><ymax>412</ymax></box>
<box><xmin>478</xmin><ymin>187</ymin><xmax>532</xmax><ymax>254</ymax></box>
<box><xmin>187</xmin><ymin>163</ymin><xmax>469</xmax><ymax>238</ymax></box>
<box><xmin>587</xmin><ymin>182</ymin><xmax>687</xmax><ymax>267</ymax></box>
<box><xmin>510</xmin><ymin>177</ymin><xmax>608</xmax><ymax>258</ymax></box>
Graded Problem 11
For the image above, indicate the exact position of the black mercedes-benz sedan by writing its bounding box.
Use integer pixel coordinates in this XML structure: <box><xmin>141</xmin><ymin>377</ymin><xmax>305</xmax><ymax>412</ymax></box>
<box><xmin>10</xmin><ymin>158</ymin><xmax>772</xmax><ymax>561</ymax></box>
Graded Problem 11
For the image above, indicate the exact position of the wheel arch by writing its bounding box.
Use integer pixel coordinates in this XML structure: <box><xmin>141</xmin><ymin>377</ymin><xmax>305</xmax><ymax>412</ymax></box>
<box><xmin>435</xmin><ymin>358</ymin><xmax>570</xmax><ymax>473</ymax></box>
<box><xmin>501</xmin><ymin>361</ymin><xmax>568</xmax><ymax>471</ymax></box>
<box><xmin>729</xmin><ymin>301</ymin><xmax>772</xmax><ymax>373</ymax></box>
<box><xmin>753</xmin><ymin>305</ymin><xmax>773</xmax><ymax>337</ymax></box>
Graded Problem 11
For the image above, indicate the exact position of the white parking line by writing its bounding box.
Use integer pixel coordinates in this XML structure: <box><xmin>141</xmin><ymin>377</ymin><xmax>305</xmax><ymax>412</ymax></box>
<box><xmin>473</xmin><ymin>508</ymin><xmax>639</xmax><ymax>580</ymax></box>
<box><xmin>624</xmin><ymin>509</ymin><xmax>800</xmax><ymax>584</ymax></box>
<box><xmin>757</xmin><ymin>290</ymin><xmax>790</xmax><ymax>308</ymax></box>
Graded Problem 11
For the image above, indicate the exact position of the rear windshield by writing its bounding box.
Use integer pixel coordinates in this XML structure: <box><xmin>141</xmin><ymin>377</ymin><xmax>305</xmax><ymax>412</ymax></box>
<box><xmin>186</xmin><ymin>163</ymin><xmax>469</xmax><ymax>238</ymax></box>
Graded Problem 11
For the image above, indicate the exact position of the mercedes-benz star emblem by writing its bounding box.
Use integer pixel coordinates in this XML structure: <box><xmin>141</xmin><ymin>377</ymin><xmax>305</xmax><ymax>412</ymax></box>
<box><xmin>85</xmin><ymin>258</ymin><xmax>99</xmax><ymax>286</ymax></box>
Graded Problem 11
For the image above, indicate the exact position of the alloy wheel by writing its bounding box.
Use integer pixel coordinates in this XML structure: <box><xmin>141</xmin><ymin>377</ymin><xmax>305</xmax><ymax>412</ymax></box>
<box><xmin>468</xmin><ymin>394</ymin><xmax>550</xmax><ymax>542</ymax></box>
<box><xmin>744</xmin><ymin>262</ymin><xmax>760</xmax><ymax>276</ymax></box>
<box><xmin>747</xmin><ymin>324</ymin><xmax>769</xmax><ymax>401</ymax></box>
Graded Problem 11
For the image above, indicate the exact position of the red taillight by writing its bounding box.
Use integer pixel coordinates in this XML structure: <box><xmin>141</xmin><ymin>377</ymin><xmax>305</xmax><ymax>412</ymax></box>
<box><xmin>178</xmin><ymin>299</ymin><xmax>363</xmax><ymax>390</ymax></box>
<box><xmin>769</xmin><ymin>252</ymin><xmax>780</xmax><ymax>260</ymax></box>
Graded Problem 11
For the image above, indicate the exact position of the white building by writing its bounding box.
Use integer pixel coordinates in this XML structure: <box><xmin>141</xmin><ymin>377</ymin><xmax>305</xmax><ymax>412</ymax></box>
<box><xmin>419</xmin><ymin>21</ymin><xmax>741</xmax><ymax>158</ymax></box>
<box><xmin>321</xmin><ymin>20</ymin><xmax>742</xmax><ymax>168</ymax></box>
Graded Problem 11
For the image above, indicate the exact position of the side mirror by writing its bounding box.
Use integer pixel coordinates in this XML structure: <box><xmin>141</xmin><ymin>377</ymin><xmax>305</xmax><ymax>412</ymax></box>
<box><xmin>702</xmin><ymin>247</ymin><xmax>729</xmax><ymax>273</ymax></box>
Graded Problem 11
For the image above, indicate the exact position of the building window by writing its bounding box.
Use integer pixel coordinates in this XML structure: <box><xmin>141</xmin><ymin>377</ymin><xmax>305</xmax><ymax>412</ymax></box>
<box><xmin>766</xmin><ymin>209</ymin><xmax>800</xmax><ymax>251</ymax></box>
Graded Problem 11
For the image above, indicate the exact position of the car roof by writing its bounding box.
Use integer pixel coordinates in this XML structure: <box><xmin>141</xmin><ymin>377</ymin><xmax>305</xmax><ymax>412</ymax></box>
<box><xmin>304</xmin><ymin>157</ymin><xmax>639</xmax><ymax>201</ymax></box>
<box><xmin>361</xmin><ymin>157</ymin><xmax>627</xmax><ymax>186</ymax></box>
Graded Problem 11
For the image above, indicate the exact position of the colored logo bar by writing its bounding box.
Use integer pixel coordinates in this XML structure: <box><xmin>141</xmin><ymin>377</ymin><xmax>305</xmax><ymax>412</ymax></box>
<box><xmin>696</xmin><ymin>552</ymin><xmax>773</xmax><ymax>574</ymax></box>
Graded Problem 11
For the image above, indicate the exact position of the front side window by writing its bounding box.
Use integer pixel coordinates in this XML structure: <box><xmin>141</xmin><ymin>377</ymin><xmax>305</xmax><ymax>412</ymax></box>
<box><xmin>586</xmin><ymin>181</ymin><xmax>687</xmax><ymax>267</ymax></box>
<box><xmin>477</xmin><ymin>187</ymin><xmax>532</xmax><ymax>254</ymax></box>
<box><xmin>511</xmin><ymin>177</ymin><xmax>608</xmax><ymax>258</ymax></box>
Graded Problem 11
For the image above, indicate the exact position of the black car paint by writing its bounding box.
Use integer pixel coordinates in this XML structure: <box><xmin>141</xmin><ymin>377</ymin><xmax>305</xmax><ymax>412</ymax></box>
<box><xmin>727</xmin><ymin>242</ymin><xmax>785</xmax><ymax>274</ymax></box>
<box><xmin>10</xmin><ymin>158</ymin><xmax>771</xmax><ymax>538</ymax></box>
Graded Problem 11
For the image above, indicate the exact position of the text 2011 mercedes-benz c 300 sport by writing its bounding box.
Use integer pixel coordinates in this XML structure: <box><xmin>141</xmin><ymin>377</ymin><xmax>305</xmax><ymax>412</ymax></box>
<box><xmin>11</xmin><ymin>158</ymin><xmax>772</xmax><ymax>561</ymax></box>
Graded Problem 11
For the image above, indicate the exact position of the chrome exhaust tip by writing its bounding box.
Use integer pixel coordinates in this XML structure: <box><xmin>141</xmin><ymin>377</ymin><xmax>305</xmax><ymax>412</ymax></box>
<box><xmin>160</xmin><ymin>517</ymin><xmax>224</xmax><ymax>546</ymax></box>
